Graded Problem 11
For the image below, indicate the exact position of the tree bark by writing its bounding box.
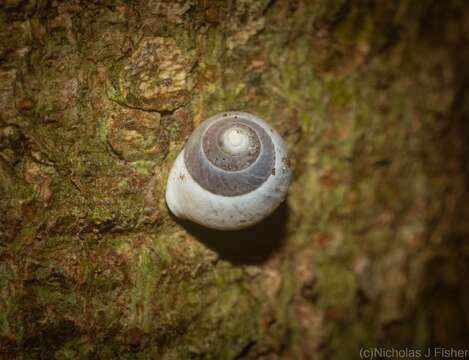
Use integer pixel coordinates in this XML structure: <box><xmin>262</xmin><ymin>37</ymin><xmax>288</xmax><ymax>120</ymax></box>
<box><xmin>1</xmin><ymin>1</ymin><xmax>468</xmax><ymax>359</ymax></box>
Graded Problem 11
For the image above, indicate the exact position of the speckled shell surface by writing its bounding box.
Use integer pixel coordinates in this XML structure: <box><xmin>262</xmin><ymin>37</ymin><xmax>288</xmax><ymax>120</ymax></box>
<box><xmin>165</xmin><ymin>111</ymin><xmax>291</xmax><ymax>230</ymax></box>
<box><xmin>184</xmin><ymin>112</ymin><xmax>275</xmax><ymax>196</ymax></box>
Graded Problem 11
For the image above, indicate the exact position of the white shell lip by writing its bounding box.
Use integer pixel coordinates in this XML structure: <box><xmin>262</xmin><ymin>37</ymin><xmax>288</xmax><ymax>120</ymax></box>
<box><xmin>165</xmin><ymin>111</ymin><xmax>292</xmax><ymax>231</ymax></box>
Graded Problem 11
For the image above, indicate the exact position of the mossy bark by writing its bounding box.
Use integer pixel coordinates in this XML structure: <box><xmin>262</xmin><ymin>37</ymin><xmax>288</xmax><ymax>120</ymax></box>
<box><xmin>1</xmin><ymin>1</ymin><xmax>468</xmax><ymax>359</ymax></box>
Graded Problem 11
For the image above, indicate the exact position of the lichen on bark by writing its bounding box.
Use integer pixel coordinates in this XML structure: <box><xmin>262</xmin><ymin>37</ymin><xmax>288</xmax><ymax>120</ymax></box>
<box><xmin>1</xmin><ymin>0</ymin><xmax>468</xmax><ymax>359</ymax></box>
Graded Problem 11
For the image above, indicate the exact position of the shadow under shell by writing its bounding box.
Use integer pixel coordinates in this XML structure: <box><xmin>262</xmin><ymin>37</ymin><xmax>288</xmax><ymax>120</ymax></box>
<box><xmin>175</xmin><ymin>202</ymin><xmax>289</xmax><ymax>265</ymax></box>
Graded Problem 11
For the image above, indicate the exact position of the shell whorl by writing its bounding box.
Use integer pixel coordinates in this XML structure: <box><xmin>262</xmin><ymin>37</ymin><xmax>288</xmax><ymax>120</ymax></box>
<box><xmin>184</xmin><ymin>112</ymin><xmax>275</xmax><ymax>196</ymax></box>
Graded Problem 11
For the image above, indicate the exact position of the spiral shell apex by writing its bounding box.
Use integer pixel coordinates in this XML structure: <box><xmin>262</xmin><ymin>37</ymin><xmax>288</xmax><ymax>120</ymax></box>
<box><xmin>165</xmin><ymin>111</ymin><xmax>291</xmax><ymax>230</ymax></box>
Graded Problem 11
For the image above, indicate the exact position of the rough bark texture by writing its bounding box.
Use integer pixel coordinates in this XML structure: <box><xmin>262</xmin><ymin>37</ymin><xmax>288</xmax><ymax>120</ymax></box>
<box><xmin>1</xmin><ymin>1</ymin><xmax>468</xmax><ymax>359</ymax></box>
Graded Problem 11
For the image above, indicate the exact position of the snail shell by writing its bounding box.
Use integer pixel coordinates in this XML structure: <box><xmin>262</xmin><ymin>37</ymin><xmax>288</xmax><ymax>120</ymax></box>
<box><xmin>165</xmin><ymin>111</ymin><xmax>291</xmax><ymax>230</ymax></box>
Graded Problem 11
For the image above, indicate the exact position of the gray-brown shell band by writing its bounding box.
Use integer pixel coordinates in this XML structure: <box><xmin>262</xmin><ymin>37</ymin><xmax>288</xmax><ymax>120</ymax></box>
<box><xmin>184</xmin><ymin>115</ymin><xmax>275</xmax><ymax>196</ymax></box>
<box><xmin>203</xmin><ymin>120</ymin><xmax>260</xmax><ymax>171</ymax></box>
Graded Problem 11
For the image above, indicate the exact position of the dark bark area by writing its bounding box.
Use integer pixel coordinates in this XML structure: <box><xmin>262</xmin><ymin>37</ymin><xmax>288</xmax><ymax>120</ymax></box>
<box><xmin>1</xmin><ymin>1</ymin><xmax>468</xmax><ymax>359</ymax></box>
